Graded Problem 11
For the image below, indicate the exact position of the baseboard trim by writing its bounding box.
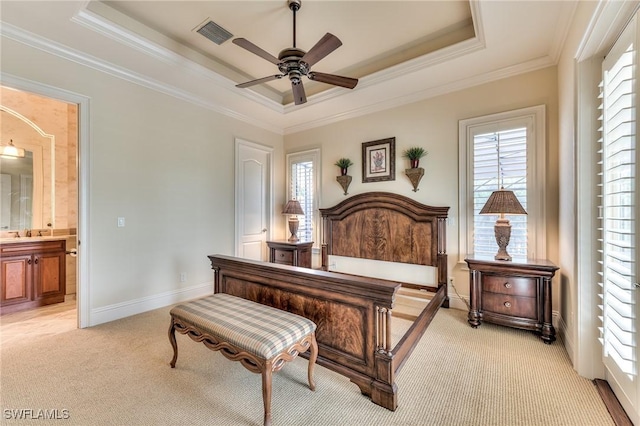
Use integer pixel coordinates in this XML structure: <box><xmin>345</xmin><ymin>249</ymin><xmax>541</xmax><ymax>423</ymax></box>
<box><xmin>89</xmin><ymin>282</ymin><xmax>213</xmax><ymax>326</ymax></box>
<box><xmin>446</xmin><ymin>293</ymin><xmax>470</xmax><ymax>311</ymax></box>
<box><xmin>594</xmin><ymin>379</ymin><xmax>633</xmax><ymax>426</ymax></box>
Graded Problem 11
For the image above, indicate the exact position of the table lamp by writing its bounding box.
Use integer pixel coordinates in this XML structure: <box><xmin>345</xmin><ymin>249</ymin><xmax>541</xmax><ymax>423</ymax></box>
<box><xmin>282</xmin><ymin>199</ymin><xmax>305</xmax><ymax>242</ymax></box>
<box><xmin>479</xmin><ymin>188</ymin><xmax>527</xmax><ymax>261</ymax></box>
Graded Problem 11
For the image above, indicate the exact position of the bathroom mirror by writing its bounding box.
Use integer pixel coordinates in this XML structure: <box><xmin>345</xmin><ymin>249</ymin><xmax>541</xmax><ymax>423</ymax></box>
<box><xmin>0</xmin><ymin>143</ymin><xmax>46</xmax><ymax>231</ymax></box>
<box><xmin>1</xmin><ymin>152</ymin><xmax>34</xmax><ymax>230</ymax></box>
<box><xmin>1</xmin><ymin>103</ymin><xmax>53</xmax><ymax>233</ymax></box>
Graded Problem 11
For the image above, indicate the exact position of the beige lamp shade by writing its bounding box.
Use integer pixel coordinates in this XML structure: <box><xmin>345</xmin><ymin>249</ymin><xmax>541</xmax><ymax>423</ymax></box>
<box><xmin>282</xmin><ymin>200</ymin><xmax>305</xmax><ymax>215</ymax></box>
<box><xmin>479</xmin><ymin>188</ymin><xmax>527</xmax><ymax>215</ymax></box>
<box><xmin>479</xmin><ymin>188</ymin><xmax>526</xmax><ymax>261</ymax></box>
<box><xmin>283</xmin><ymin>200</ymin><xmax>304</xmax><ymax>242</ymax></box>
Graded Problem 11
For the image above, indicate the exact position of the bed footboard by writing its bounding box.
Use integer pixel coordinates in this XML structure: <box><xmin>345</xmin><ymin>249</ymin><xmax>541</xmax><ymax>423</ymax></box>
<box><xmin>208</xmin><ymin>254</ymin><xmax>403</xmax><ymax>410</ymax></box>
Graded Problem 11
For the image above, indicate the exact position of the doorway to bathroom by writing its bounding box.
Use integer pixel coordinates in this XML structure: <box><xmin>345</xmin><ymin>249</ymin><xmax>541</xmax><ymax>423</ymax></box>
<box><xmin>0</xmin><ymin>77</ymin><xmax>88</xmax><ymax>329</ymax></box>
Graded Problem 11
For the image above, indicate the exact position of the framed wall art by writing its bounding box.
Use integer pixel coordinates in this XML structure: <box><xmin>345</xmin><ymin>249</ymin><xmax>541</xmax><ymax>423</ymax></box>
<box><xmin>362</xmin><ymin>137</ymin><xmax>395</xmax><ymax>182</ymax></box>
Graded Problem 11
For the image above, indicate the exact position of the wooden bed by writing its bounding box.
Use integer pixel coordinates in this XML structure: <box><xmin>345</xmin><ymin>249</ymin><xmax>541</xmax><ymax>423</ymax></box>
<box><xmin>208</xmin><ymin>192</ymin><xmax>449</xmax><ymax>411</ymax></box>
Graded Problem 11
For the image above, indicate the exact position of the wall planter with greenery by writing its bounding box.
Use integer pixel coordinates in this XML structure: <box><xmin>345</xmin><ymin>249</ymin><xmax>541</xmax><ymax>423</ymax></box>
<box><xmin>334</xmin><ymin>158</ymin><xmax>354</xmax><ymax>176</ymax></box>
<box><xmin>334</xmin><ymin>158</ymin><xmax>354</xmax><ymax>195</ymax></box>
<box><xmin>402</xmin><ymin>147</ymin><xmax>427</xmax><ymax>192</ymax></box>
<box><xmin>402</xmin><ymin>147</ymin><xmax>428</xmax><ymax>169</ymax></box>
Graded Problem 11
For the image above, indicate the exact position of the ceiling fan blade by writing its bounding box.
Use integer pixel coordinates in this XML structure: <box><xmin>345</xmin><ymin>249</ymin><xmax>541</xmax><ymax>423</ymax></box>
<box><xmin>301</xmin><ymin>33</ymin><xmax>342</xmax><ymax>67</ymax></box>
<box><xmin>233</xmin><ymin>38</ymin><xmax>281</xmax><ymax>65</ymax></box>
<box><xmin>292</xmin><ymin>81</ymin><xmax>307</xmax><ymax>105</ymax></box>
<box><xmin>308</xmin><ymin>72</ymin><xmax>358</xmax><ymax>89</ymax></box>
<box><xmin>236</xmin><ymin>74</ymin><xmax>284</xmax><ymax>88</ymax></box>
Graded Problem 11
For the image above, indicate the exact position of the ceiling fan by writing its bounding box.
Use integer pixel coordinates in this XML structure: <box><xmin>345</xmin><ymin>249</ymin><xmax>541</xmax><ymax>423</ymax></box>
<box><xmin>233</xmin><ymin>0</ymin><xmax>358</xmax><ymax>105</ymax></box>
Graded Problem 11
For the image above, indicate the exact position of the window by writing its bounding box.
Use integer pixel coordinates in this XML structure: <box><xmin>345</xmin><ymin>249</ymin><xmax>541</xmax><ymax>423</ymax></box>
<box><xmin>473</xmin><ymin>128</ymin><xmax>528</xmax><ymax>258</ymax></box>
<box><xmin>458</xmin><ymin>105</ymin><xmax>546</xmax><ymax>261</ymax></box>
<box><xmin>286</xmin><ymin>149</ymin><xmax>320</xmax><ymax>245</ymax></box>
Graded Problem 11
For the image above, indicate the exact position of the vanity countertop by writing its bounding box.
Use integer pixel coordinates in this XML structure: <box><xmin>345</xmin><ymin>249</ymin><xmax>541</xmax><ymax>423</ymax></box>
<box><xmin>0</xmin><ymin>236</ymin><xmax>69</xmax><ymax>244</ymax></box>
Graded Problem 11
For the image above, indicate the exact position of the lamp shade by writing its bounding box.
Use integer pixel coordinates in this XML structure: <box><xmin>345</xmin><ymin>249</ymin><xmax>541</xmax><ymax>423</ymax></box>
<box><xmin>479</xmin><ymin>189</ymin><xmax>527</xmax><ymax>215</ymax></box>
<box><xmin>282</xmin><ymin>200</ymin><xmax>304</xmax><ymax>215</ymax></box>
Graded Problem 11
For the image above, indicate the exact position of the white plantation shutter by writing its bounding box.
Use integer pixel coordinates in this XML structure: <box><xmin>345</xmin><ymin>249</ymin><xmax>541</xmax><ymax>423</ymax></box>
<box><xmin>287</xmin><ymin>149</ymin><xmax>320</xmax><ymax>245</ymax></box>
<box><xmin>599</xmin><ymin>26</ymin><xmax>637</xmax><ymax>376</ymax></box>
<box><xmin>290</xmin><ymin>160</ymin><xmax>313</xmax><ymax>242</ymax></box>
<box><xmin>473</xmin><ymin>128</ymin><xmax>528</xmax><ymax>258</ymax></box>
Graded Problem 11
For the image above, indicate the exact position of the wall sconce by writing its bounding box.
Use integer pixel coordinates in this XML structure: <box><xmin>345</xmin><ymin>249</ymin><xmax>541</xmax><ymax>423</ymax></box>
<box><xmin>479</xmin><ymin>188</ymin><xmax>527</xmax><ymax>261</ymax></box>
<box><xmin>282</xmin><ymin>199</ymin><xmax>305</xmax><ymax>242</ymax></box>
<box><xmin>1</xmin><ymin>139</ymin><xmax>25</xmax><ymax>159</ymax></box>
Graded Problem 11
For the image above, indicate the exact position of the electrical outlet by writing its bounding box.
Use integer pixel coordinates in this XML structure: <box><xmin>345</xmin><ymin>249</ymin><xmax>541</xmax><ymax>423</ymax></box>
<box><xmin>117</xmin><ymin>217</ymin><xmax>125</xmax><ymax>227</ymax></box>
<box><xmin>180</xmin><ymin>272</ymin><xmax>187</xmax><ymax>283</ymax></box>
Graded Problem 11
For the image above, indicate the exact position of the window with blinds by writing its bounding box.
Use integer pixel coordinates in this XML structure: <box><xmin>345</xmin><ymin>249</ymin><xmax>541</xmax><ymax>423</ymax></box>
<box><xmin>287</xmin><ymin>149</ymin><xmax>320</xmax><ymax>245</ymax></box>
<box><xmin>473</xmin><ymin>128</ymin><xmax>528</xmax><ymax>257</ymax></box>
<box><xmin>598</xmin><ymin>35</ymin><xmax>637</xmax><ymax>377</ymax></box>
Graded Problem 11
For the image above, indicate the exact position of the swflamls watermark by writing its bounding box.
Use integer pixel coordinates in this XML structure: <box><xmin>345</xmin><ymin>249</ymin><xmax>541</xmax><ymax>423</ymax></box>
<box><xmin>3</xmin><ymin>408</ymin><xmax>70</xmax><ymax>420</ymax></box>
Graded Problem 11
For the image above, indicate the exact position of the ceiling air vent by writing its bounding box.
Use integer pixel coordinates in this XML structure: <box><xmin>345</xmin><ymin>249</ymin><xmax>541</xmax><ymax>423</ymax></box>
<box><xmin>195</xmin><ymin>20</ymin><xmax>233</xmax><ymax>45</ymax></box>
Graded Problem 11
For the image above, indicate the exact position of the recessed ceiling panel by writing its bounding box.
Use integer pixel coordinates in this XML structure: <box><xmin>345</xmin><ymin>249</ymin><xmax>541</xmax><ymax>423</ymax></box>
<box><xmin>100</xmin><ymin>1</ymin><xmax>473</xmax><ymax>103</ymax></box>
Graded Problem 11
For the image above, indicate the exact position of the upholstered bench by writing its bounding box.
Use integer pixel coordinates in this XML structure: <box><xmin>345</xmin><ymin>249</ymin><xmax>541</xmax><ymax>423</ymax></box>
<box><xmin>168</xmin><ymin>293</ymin><xmax>318</xmax><ymax>426</ymax></box>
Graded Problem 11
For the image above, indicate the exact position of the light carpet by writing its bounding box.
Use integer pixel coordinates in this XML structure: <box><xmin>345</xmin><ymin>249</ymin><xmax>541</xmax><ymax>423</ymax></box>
<box><xmin>0</xmin><ymin>305</ymin><xmax>613</xmax><ymax>425</ymax></box>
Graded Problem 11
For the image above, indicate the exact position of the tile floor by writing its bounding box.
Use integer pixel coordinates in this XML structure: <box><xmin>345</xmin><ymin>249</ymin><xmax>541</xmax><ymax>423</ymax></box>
<box><xmin>0</xmin><ymin>296</ymin><xmax>77</xmax><ymax>345</ymax></box>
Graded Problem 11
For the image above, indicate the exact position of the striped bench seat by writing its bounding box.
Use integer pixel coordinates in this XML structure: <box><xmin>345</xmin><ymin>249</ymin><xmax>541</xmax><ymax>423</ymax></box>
<box><xmin>168</xmin><ymin>293</ymin><xmax>318</xmax><ymax>426</ymax></box>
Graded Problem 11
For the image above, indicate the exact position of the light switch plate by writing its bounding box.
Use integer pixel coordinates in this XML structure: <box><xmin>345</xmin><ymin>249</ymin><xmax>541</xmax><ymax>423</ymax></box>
<box><xmin>117</xmin><ymin>217</ymin><xmax>125</xmax><ymax>227</ymax></box>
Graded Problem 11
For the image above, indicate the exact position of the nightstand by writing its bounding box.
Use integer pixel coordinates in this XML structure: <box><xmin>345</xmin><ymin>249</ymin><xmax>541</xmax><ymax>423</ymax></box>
<box><xmin>465</xmin><ymin>255</ymin><xmax>559</xmax><ymax>344</ymax></box>
<box><xmin>267</xmin><ymin>240</ymin><xmax>313</xmax><ymax>268</ymax></box>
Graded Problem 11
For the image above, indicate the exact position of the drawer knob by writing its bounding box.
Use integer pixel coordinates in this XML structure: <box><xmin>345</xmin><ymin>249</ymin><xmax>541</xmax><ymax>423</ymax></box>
<box><xmin>279</xmin><ymin>253</ymin><xmax>285</xmax><ymax>257</ymax></box>
<box><xmin>504</xmin><ymin>301</ymin><xmax>512</xmax><ymax>308</ymax></box>
<box><xmin>504</xmin><ymin>282</ymin><xmax>512</xmax><ymax>289</ymax></box>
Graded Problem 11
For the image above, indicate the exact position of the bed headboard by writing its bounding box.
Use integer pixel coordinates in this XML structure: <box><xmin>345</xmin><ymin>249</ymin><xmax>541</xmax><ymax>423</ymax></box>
<box><xmin>320</xmin><ymin>192</ymin><xmax>449</xmax><ymax>286</ymax></box>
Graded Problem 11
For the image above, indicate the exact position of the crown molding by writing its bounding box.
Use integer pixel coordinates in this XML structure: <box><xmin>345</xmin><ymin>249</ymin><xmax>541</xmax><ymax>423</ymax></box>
<box><xmin>0</xmin><ymin>0</ymin><xmax>562</xmax><ymax>137</ymax></box>
<box><xmin>0</xmin><ymin>21</ymin><xmax>283</xmax><ymax>135</ymax></box>
<box><xmin>71</xmin><ymin>8</ymin><xmax>285</xmax><ymax>114</ymax></box>
<box><xmin>548</xmin><ymin>1</ymin><xmax>579</xmax><ymax>64</ymax></box>
<box><xmin>283</xmin><ymin>55</ymin><xmax>556</xmax><ymax>135</ymax></box>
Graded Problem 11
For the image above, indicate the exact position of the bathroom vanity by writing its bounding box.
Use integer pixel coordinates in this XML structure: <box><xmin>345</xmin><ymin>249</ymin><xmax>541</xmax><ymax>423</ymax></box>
<box><xmin>0</xmin><ymin>238</ymin><xmax>66</xmax><ymax>314</ymax></box>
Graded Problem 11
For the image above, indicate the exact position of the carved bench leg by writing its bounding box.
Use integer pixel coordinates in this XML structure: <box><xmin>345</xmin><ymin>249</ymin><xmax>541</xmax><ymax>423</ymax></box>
<box><xmin>168</xmin><ymin>317</ymin><xmax>178</xmax><ymax>368</ymax></box>
<box><xmin>262</xmin><ymin>362</ymin><xmax>273</xmax><ymax>426</ymax></box>
<box><xmin>308</xmin><ymin>332</ymin><xmax>318</xmax><ymax>391</ymax></box>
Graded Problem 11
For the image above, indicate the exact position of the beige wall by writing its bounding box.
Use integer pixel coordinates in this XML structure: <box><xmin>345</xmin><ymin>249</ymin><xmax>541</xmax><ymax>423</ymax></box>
<box><xmin>1</xmin><ymin>37</ymin><xmax>284</xmax><ymax>320</ymax></box>
<box><xmin>284</xmin><ymin>66</ymin><xmax>560</xmax><ymax>311</ymax></box>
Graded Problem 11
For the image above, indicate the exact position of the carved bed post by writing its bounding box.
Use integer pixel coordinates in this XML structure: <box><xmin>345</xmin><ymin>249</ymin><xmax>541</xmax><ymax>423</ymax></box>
<box><xmin>437</xmin><ymin>216</ymin><xmax>449</xmax><ymax>308</ymax></box>
<box><xmin>212</xmin><ymin>265</ymin><xmax>220</xmax><ymax>293</ymax></box>
<box><xmin>321</xmin><ymin>244</ymin><xmax>328</xmax><ymax>271</ymax></box>
<box><xmin>321</xmin><ymin>214</ymin><xmax>331</xmax><ymax>270</ymax></box>
<box><xmin>375</xmin><ymin>306</ymin><xmax>392</xmax><ymax>354</ymax></box>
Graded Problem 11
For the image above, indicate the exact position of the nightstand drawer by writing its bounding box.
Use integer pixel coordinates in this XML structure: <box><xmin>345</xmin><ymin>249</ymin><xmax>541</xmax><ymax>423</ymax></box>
<box><xmin>482</xmin><ymin>292</ymin><xmax>537</xmax><ymax>319</ymax></box>
<box><xmin>483</xmin><ymin>275</ymin><xmax>536</xmax><ymax>297</ymax></box>
<box><xmin>273</xmin><ymin>249</ymin><xmax>293</xmax><ymax>264</ymax></box>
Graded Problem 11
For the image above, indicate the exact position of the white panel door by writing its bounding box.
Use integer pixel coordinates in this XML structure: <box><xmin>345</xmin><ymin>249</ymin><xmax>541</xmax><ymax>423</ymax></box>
<box><xmin>235</xmin><ymin>139</ymin><xmax>272</xmax><ymax>261</ymax></box>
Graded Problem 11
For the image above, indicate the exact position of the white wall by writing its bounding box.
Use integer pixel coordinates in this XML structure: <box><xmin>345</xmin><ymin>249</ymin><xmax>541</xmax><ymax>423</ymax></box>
<box><xmin>1</xmin><ymin>37</ymin><xmax>284</xmax><ymax>325</ymax></box>
<box><xmin>284</xmin><ymin>67</ymin><xmax>559</xmax><ymax>312</ymax></box>
<box><xmin>556</xmin><ymin>0</ymin><xmax>600</xmax><ymax>377</ymax></box>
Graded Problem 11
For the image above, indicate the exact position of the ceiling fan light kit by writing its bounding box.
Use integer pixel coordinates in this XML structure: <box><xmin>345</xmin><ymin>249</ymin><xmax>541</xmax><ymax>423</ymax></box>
<box><xmin>233</xmin><ymin>0</ymin><xmax>358</xmax><ymax>105</ymax></box>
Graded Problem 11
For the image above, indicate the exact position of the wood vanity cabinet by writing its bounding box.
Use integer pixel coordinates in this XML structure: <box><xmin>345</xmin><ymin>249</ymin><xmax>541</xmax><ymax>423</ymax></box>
<box><xmin>465</xmin><ymin>255</ymin><xmax>559</xmax><ymax>344</ymax></box>
<box><xmin>1</xmin><ymin>239</ymin><xmax>66</xmax><ymax>314</ymax></box>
